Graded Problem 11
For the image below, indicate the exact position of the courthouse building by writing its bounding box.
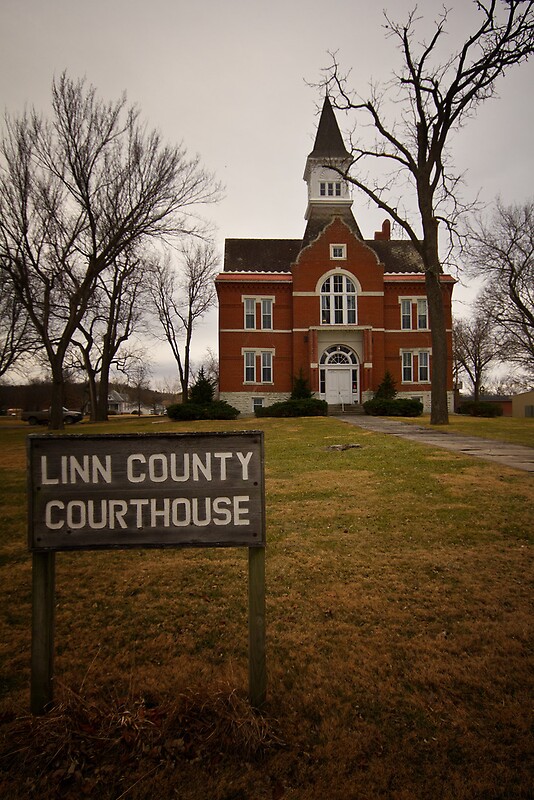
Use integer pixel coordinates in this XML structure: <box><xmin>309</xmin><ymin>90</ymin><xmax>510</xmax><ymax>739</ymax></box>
<box><xmin>216</xmin><ymin>97</ymin><xmax>455</xmax><ymax>415</ymax></box>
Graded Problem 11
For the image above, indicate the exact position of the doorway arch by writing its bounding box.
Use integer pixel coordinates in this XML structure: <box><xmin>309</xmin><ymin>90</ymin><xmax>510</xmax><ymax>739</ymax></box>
<box><xmin>319</xmin><ymin>345</ymin><xmax>360</xmax><ymax>405</ymax></box>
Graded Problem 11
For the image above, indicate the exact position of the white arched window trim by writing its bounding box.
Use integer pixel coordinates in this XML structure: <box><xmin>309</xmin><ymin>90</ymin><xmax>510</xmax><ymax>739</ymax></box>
<box><xmin>318</xmin><ymin>270</ymin><xmax>359</xmax><ymax>325</ymax></box>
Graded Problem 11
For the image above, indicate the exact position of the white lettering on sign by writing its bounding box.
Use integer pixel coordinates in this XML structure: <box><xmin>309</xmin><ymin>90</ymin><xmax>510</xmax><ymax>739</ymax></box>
<box><xmin>41</xmin><ymin>455</ymin><xmax>112</xmax><ymax>485</ymax></box>
<box><xmin>125</xmin><ymin>452</ymin><xmax>252</xmax><ymax>484</ymax></box>
<box><xmin>43</xmin><ymin>496</ymin><xmax>251</xmax><ymax>530</ymax></box>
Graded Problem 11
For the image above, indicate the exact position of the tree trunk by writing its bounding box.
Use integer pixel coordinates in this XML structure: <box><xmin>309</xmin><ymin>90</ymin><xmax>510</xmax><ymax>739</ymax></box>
<box><xmin>49</xmin><ymin>360</ymin><xmax>66</xmax><ymax>430</ymax></box>
<box><xmin>423</xmin><ymin>217</ymin><xmax>449</xmax><ymax>425</ymax></box>
<box><xmin>95</xmin><ymin>369</ymin><xmax>110</xmax><ymax>421</ymax></box>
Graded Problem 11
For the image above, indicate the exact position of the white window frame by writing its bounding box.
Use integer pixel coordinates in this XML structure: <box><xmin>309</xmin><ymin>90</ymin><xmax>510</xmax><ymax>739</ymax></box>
<box><xmin>330</xmin><ymin>244</ymin><xmax>346</xmax><ymax>260</ymax></box>
<box><xmin>418</xmin><ymin>351</ymin><xmax>430</xmax><ymax>382</ymax></box>
<box><xmin>402</xmin><ymin>351</ymin><xmax>413</xmax><ymax>383</ymax></box>
<box><xmin>417</xmin><ymin>298</ymin><xmax>428</xmax><ymax>330</ymax></box>
<box><xmin>261</xmin><ymin>351</ymin><xmax>273</xmax><ymax>383</ymax></box>
<box><xmin>320</xmin><ymin>273</ymin><xmax>357</xmax><ymax>325</ymax></box>
<box><xmin>401</xmin><ymin>299</ymin><xmax>412</xmax><ymax>330</ymax></box>
<box><xmin>244</xmin><ymin>351</ymin><xmax>256</xmax><ymax>383</ymax></box>
<box><xmin>261</xmin><ymin>298</ymin><xmax>273</xmax><ymax>330</ymax></box>
<box><xmin>244</xmin><ymin>298</ymin><xmax>255</xmax><ymax>330</ymax></box>
<box><xmin>252</xmin><ymin>397</ymin><xmax>264</xmax><ymax>412</ymax></box>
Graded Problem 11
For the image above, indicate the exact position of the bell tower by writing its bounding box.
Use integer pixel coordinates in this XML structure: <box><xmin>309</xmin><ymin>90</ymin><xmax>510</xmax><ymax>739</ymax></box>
<box><xmin>302</xmin><ymin>96</ymin><xmax>362</xmax><ymax>243</ymax></box>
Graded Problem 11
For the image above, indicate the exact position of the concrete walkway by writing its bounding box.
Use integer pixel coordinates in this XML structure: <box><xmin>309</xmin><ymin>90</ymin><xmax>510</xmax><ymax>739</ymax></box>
<box><xmin>338</xmin><ymin>415</ymin><xmax>534</xmax><ymax>473</ymax></box>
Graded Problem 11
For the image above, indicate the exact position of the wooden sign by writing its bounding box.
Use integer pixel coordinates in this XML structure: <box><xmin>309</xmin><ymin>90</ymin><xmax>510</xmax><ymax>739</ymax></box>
<box><xmin>28</xmin><ymin>431</ymin><xmax>265</xmax><ymax>551</ymax></box>
<box><xmin>28</xmin><ymin>431</ymin><xmax>266</xmax><ymax>713</ymax></box>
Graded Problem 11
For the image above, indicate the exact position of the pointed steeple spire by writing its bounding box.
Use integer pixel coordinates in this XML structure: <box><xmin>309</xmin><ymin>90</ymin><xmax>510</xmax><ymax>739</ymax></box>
<box><xmin>302</xmin><ymin>96</ymin><xmax>362</xmax><ymax>242</ymax></box>
<box><xmin>307</xmin><ymin>95</ymin><xmax>352</xmax><ymax>160</ymax></box>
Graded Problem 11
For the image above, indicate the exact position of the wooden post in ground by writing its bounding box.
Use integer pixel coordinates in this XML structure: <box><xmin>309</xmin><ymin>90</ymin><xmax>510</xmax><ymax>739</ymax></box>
<box><xmin>31</xmin><ymin>551</ymin><xmax>56</xmax><ymax>715</ymax></box>
<box><xmin>248</xmin><ymin>546</ymin><xmax>266</xmax><ymax>708</ymax></box>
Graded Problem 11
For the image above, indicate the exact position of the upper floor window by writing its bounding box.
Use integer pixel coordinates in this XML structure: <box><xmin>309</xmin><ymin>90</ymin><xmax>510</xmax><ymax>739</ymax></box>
<box><xmin>261</xmin><ymin>299</ymin><xmax>272</xmax><ymax>330</ymax></box>
<box><xmin>244</xmin><ymin>298</ymin><xmax>255</xmax><ymax>330</ymax></box>
<box><xmin>320</xmin><ymin>274</ymin><xmax>357</xmax><ymax>325</ymax></box>
<box><xmin>401</xmin><ymin>299</ymin><xmax>412</xmax><ymax>330</ymax></box>
<box><xmin>243</xmin><ymin>296</ymin><xmax>274</xmax><ymax>330</ymax></box>
<box><xmin>330</xmin><ymin>244</ymin><xmax>346</xmax><ymax>260</ymax></box>
<box><xmin>320</xmin><ymin>181</ymin><xmax>342</xmax><ymax>197</ymax></box>
<box><xmin>417</xmin><ymin>299</ymin><xmax>428</xmax><ymax>329</ymax></box>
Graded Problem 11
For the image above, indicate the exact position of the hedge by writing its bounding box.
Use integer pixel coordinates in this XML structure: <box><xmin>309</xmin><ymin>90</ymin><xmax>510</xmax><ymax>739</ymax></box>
<box><xmin>166</xmin><ymin>401</ymin><xmax>240</xmax><ymax>421</ymax></box>
<box><xmin>457</xmin><ymin>401</ymin><xmax>503</xmax><ymax>417</ymax></box>
<box><xmin>363</xmin><ymin>398</ymin><xmax>423</xmax><ymax>417</ymax></box>
<box><xmin>255</xmin><ymin>398</ymin><xmax>328</xmax><ymax>418</ymax></box>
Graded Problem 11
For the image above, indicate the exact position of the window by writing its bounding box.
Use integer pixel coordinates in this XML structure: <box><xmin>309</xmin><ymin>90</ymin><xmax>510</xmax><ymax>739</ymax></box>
<box><xmin>261</xmin><ymin>299</ymin><xmax>272</xmax><ymax>330</ymax></box>
<box><xmin>320</xmin><ymin>274</ymin><xmax>357</xmax><ymax>324</ymax></box>
<box><xmin>244</xmin><ymin>351</ymin><xmax>255</xmax><ymax>382</ymax></box>
<box><xmin>418</xmin><ymin>351</ymin><xmax>429</xmax><ymax>382</ymax></box>
<box><xmin>252</xmin><ymin>397</ymin><xmax>264</xmax><ymax>412</ymax></box>
<box><xmin>402</xmin><ymin>351</ymin><xmax>413</xmax><ymax>382</ymax></box>
<box><xmin>261</xmin><ymin>352</ymin><xmax>272</xmax><ymax>383</ymax></box>
<box><xmin>417</xmin><ymin>299</ymin><xmax>428</xmax><ymax>329</ymax></box>
<box><xmin>330</xmin><ymin>244</ymin><xmax>346</xmax><ymax>260</ymax></box>
<box><xmin>320</xmin><ymin>181</ymin><xmax>342</xmax><ymax>197</ymax></box>
<box><xmin>401</xmin><ymin>299</ymin><xmax>412</xmax><ymax>330</ymax></box>
<box><xmin>244</xmin><ymin>298</ymin><xmax>255</xmax><ymax>330</ymax></box>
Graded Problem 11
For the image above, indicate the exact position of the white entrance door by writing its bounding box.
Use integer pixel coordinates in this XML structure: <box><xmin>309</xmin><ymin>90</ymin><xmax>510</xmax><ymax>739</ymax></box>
<box><xmin>325</xmin><ymin>368</ymin><xmax>352</xmax><ymax>405</ymax></box>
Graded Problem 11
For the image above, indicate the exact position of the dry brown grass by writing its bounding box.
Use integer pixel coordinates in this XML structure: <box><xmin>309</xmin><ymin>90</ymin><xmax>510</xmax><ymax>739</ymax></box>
<box><xmin>0</xmin><ymin>416</ymin><xmax>532</xmax><ymax>799</ymax></box>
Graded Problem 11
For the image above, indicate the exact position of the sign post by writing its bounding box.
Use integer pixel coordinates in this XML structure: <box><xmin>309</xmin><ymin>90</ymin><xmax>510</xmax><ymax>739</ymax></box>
<box><xmin>28</xmin><ymin>431</ymin><xmax>266</xmax><ymax>713</ymax></box>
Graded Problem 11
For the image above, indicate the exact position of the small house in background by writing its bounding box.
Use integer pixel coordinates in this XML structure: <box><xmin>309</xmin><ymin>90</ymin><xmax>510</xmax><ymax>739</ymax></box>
<box><xmin>107</xmin><ymin>390</ymin><xmax>128</xmax><ymax>415</ymax></box>
<box><xmin>215</xmin><ymin>97</ymin><xmax>455</xmax><ymax>416</ymax></box>
<box><xmin>512</xmin><ymin>390</ymin><xmax>534</xmax><ymax>418</ymax></box>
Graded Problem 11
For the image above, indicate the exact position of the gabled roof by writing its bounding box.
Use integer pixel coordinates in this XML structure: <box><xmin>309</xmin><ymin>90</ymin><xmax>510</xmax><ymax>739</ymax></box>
<box><xmin>223</xmin><ymin>234</ymin><xmax>425</xmax><ymax>274</ymax></box>
<box><xmin>302</xmin><ymin>207</ymin><xmax>363</xmax><ymax>247</ymax></box>
<box><xmin>308</xmin><ymin>96</ymin><xmax>352</xmax><ymax>160</ymax></box>
<box><xmin>224</xmin><ymin>238</ymin><xmax>301</xmax><ymax>272</ymax></box>
<box><xmin>368</xmin><ymin>240</ymin><xmax>424</xmax><ymax>273</ymax></box>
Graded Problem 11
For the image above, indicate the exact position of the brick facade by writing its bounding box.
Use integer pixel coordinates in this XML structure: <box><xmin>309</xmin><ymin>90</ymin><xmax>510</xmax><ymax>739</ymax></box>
<box><xmin>216</xmin><ymin>99</ymin><xmax>455</xmax><ymax>415</ymax></box>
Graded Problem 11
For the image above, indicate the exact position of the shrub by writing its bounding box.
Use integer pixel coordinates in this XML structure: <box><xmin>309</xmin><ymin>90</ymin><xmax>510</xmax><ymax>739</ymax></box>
<box><xmin>166</xmin><ymin>400</ymin><xmax>239</xmax><ymax>421</ymax></box>
<box><xmin>457</xmin><ymin>401</ymin><xmax>503</xmax><ymax>417</ymax></box>
<box><xmin>375</xmin><ymin>371</ymin><xmax>397</xmax><ymax>400</ymax></box>
<box><xmin>204</xmin><ymin>400</ymin><xmax>240</xmax><ymax>420</ymax></box>
<box><xmin>363</xmin><ymin>398</ymin><xmax>423</xmax><ymax>417</ymax></box>
<box><xmin>189</xmin><ymin>369</ymin><xmax>215</xmax><ymax>405</ymax></box>
<box><xmin>255</xmin><ymin>398</ymin><xmax>328</xmax><ymax>417</ymax></box>
<box><xmin>291</xmin><ymin>371</ymin><xmax>313</xmax><ymax>400</ymax></box>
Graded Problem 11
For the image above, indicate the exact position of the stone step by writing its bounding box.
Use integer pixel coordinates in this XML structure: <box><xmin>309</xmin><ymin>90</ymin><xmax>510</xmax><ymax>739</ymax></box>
<box><xmin>328</xmin><ymin>403</ymin><xmax>365</xmax><ymax>416</ymax></box>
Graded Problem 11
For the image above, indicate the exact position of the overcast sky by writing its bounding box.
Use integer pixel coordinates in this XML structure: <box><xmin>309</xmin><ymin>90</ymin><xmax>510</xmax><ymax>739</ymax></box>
<box><xmin>1</xmin><ymin>0</ymin><xmax>532</xmax><ymax>384</ymax></box>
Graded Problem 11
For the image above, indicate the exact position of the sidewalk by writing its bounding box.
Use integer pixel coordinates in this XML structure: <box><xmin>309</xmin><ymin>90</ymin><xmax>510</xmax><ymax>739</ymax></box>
<box><xmin>339</xmin><ymin>415</ymin><xmax>534</xmax><ymax>473</ymax></box>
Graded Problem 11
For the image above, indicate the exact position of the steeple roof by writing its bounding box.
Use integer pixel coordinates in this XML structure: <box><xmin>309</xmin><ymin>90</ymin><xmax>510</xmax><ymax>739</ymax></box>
<box><xmin>307</xmin><ymin>95</ymin><xmax>352</xmax><ymax>160</ymax></box>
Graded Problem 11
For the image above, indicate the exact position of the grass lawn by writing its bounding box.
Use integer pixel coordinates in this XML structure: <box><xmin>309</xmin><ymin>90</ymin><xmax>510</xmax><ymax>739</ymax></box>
<box><xmin>400</xmin><ymin>413</ymin><xmax>534</xmax><ymax>448</ymax></box>
<box><xmin>0</xmin><ymin>415</ymin><xmax>532</xmax><ymax>799</ymax></box>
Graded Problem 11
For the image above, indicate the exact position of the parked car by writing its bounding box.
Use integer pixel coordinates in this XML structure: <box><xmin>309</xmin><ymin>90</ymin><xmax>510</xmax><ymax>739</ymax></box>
<box><xmin>21</xmin><ymin>407</ymin><xmax>84</xmax><ymax>425</ymax></box>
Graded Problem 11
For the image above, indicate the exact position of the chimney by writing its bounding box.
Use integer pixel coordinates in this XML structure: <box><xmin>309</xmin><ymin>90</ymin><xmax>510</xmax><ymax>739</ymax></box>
<box><xmin>374</xmin><ymin>219</ymin><xmax>391</xmax><ymax>241</ymax></box>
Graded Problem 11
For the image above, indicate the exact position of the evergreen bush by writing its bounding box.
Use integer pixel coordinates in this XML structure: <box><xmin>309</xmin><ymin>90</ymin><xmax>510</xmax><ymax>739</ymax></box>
<box><xmin>375</xmin><ymin>371</ymin><xmax>397</xmax><ymax>399</ymax></box>
<box><xmin>255</xmin><ymin>398</ymin><xmax>328</xmax><ymax>417</ymax></box>
<box><xmin>457</xmin><ymin>401</ymin><xmax>503</xmax><ymax>417</ymax></box>
<box><xmin>363</xmin><ymin>398</ymin><xmax>423</xmax><ymax>417</ymax></box>
<box><xmin>291</xmin><ymin>371</ymin><xmax>313</xmax><ymax>400</ymax></box>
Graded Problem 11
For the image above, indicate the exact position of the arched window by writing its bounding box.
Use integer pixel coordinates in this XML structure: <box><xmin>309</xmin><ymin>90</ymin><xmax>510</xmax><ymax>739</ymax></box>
<box><xmin>320</xmin><ymin>345</ymin><xmax>358</xmax><ymax>365</ymax></box>
<box><xmin>320</xmin><ymin>274</ymin><xmax>357</xmax><ymax>324</ymax></box>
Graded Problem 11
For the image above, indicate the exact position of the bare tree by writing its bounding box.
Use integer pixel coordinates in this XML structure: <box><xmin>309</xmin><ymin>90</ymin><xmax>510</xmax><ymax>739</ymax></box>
<box><xmin>0</xmin><ymin>73</ymin><xmax>220</xmax><ymax>428</ymax></box>
<box><xmin>453</xmin><ymin>314</ymin><xmax>500</xmax><ymax>401</ymax></box>
<box><xmin>467</xmin><ymin>200</ymin><xmax>534</xmax><ymax>376</ymax></box>
<box><xmin>0</xmin><ymin>268</ymin><xmax>39</xmax><ymax>377</ymax></box>
<box><xmin>150</xmin><ymin>241</ymin><xmax>219</xmax><ymax>401</ymax></box>
<box><xmin>320</xmin><ymin>1</ymin><xmax>534</xmax><ymax>423</ymax></box>
<box><xmin>71</xmin><ymin>248</ymin><xmax>150</xmax><ymax>421</ymax></box>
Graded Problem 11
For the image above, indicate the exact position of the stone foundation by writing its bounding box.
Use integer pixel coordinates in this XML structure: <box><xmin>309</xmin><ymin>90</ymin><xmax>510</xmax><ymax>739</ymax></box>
<box><xmin>220</xmin><ymin>391</ymin><xmax>290</xmax><ymax>416</ymax></box>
